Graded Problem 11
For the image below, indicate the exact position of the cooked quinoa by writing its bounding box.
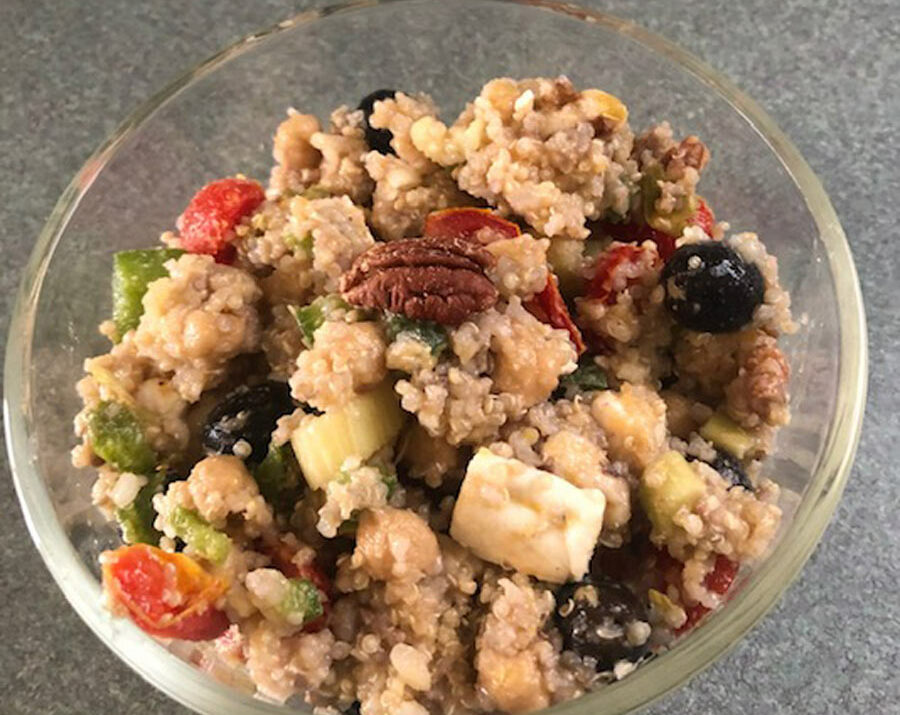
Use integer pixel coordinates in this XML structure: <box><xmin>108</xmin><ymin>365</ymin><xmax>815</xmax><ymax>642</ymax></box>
<box><xmin>76</xmin><ymin>77</ymin><xmax>792</xmax><ymax>714</ymax></box>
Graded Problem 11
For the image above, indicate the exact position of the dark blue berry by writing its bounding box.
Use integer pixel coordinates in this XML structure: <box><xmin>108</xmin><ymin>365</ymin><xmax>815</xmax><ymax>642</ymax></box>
<box><xmin>202</xmin><ymin>381</ymin><xmax>295</xmax><ymax>464</ymax></box>
<box><xmin>662</xmin><ymin>242</ymin><xmax>764</xmax><ymax>333</ymax></box>
<box><xmin>358</xmin><ymin>89</ymin><xmax>397</xmax><ymax>155</ymax></box>
<box><xmin>711</xmin><ymin>450</ymin><xmax>754</xmax><ymax>491</ymax></box>
<box><xmin>554</xmin><ymin>577</ymin><xmax>649</xmax><ymax>671</ymax></box>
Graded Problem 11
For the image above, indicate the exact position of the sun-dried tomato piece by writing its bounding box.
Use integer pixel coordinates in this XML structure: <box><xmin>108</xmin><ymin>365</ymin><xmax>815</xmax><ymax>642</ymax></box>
<box><xmin>524</xmin><ymin>274</ymin><xmax>585</xmax><ymax>354</ymax></box>
<box><xmin>587</xmin><ymin>244</ymin><xmax>659</xmax><ymax>304</ymax></box>
<box><xmin>176</xmin><ymin>177</ymin><xmax>265</xmax><ymax>262</ymax></box>
<box><xmin>679</xmin><ymin>603</ymin><xmax>710</xmax><ymax>633</ymax></box>
<box><xmin>423</xmin><ymin>207</ymin><xmax>521</xmax><ymax>242</ymax></box>
<box><xmin>653</xmin><ymin>549</ymin><xmax>739</xmax><ymax>635</ymax></box>
<box><xmin>595</xmin><ymin>221</ymin><xmax>677</xmax><ymax>261</ymax></box>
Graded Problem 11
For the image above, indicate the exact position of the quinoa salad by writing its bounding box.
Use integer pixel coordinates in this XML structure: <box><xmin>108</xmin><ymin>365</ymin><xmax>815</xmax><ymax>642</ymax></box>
<box><xmin>73</xmin><ymin>77</ymin><xmax>794</xmax><ymax>714</ymax></box>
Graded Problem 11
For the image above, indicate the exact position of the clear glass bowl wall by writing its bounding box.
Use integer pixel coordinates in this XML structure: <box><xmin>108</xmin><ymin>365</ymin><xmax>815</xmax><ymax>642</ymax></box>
<box><xmin>5</xmin><ymin>1</ymin><xmax>866</xmax><ymax>714</ymax></box>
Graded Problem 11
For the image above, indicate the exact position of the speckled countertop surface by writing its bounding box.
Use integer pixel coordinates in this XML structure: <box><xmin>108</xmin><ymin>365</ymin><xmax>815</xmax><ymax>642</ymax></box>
<box><xmin>0</xmin><ymin>1</ymin><xmax>897</xmax><ymax>713</ymax></box>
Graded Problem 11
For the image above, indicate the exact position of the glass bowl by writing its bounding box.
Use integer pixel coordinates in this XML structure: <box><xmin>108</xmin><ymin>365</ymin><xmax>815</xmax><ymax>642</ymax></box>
<box><xmin>4</xmin><ymin>1</ymin><xmax>867</xmax><ymax>713</ymax></box>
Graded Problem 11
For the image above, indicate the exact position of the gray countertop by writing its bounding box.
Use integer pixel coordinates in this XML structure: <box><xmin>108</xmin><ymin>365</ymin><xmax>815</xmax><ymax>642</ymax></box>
<box><xmin>1</xmin><ymin>1</ymin><xmax>897</xmax><ymax>713</ymax></box>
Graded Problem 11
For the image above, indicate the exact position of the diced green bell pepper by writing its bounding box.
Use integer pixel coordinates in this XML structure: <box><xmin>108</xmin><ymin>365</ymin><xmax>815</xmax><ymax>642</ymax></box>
<box><xmin>283</xmin><ymin>232</ymin><xmax>313</xmax><ymax>257</ymax></box>
<box><xmin>278</xmin><ymin>577</ymin><xmax>324</xmax><ymax>624</ymax></box>
<box><xmin>384</xmin><ymin>313</ymin><xmax>448</xmax><ymax>358</ymax></box>
<box><xmin>289</xmin><ymin>295</ymin><xmax>350</xmax><ymax>348</ymax></box>
<box><xmin>87</xmin><ymin>400</ymin><xmax>157</xmax><ymax>474</ymax></box>
<box><xmin>112</xmin><ymin>248</ymin><xmax>184</xmax><ymax>340</ymax></box>
<box><xmin>169</xmin><ymin>506</ymin><xmax>231</xmax><ymax>565</ymax></box>
<box><xmin>380</xmin><ymin>468</ymin><xmax>399</xmax><ymax>498</ymax></box>
<box><xmin>253</xmin><ymin>443</ymin><xmax>302</xmax><ymax>514</ymax></box>
<box><xmin>115</xmin><ymin>470</ymin><xmax>168</xmax><ymax>545</ymax></box>
<box><xmin>555</xmin><ymin>359</ymin><xmax>608</xmax><ymax>399</ymax></box>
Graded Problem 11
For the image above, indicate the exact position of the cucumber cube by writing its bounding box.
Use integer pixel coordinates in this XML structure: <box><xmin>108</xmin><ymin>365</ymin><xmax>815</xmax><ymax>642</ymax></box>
<box><xmin>291</xmin><ymin>381</ymin><xmax>404</xmax><ymax>490</ymax></box>
<box><xmin>640</xmin><ymin>451</ymin><xmax>706</xmax><ymax>538</ymax></box>
<box><xmin>699</xmin><ymin>413</ymin><xmax>756</xmax><ymax>459</ymax></box>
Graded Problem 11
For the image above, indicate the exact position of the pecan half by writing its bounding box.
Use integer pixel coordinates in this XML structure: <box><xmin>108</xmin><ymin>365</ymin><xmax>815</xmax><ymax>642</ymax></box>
<box><xmin>340</xmin><ymin>236</ymin><xmax>498</xmax><ymax>325</ymax></box>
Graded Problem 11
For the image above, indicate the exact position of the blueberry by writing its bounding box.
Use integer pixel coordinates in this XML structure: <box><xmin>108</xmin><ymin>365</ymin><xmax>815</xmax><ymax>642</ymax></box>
<box><xmin>202</xmin><ymin>381</ymin><xmax>295</xmax><ymax>464</ymax></box>
<box><xmin>554</xmin><ymin>577</ymin><xmax>649</xmax><ymax>672</ymax></box>
<box><xmin>662</xmin><ymin>242</ymin><xmax>764</xmax><ymax>333</ymax></box>
<box><xmin>358</xmin><ymin>89</ymin><xmax>397</xmax><ymax>155</ymax></box>
<box><xmin>711</xmin><ymin>450</ymin><xmax>753</xmax><ymax>491</ymax></box>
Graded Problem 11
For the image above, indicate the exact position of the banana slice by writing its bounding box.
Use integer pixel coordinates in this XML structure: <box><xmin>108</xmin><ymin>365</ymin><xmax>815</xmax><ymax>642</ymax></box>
<box><xmin>450</xmin><ymin>449</ymin><xmax>605</xmax><ymax>583</ymax></box>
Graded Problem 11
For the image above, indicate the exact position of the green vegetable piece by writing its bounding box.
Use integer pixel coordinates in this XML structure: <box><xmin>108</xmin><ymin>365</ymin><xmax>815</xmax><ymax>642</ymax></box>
<box><xmin>284</xmin><ymin>232</ymin><xmax>313</xmax><ymax>257</ymax></box>
<box><xmin>115</xmin><ymin>471</ymin><xmax>167</xmax><ymax>545</ymax></box>
<box><xmin>253</xmin><ymin>443</ymin><xmax>302</xmax><ymax>513</ymax></box>
<box><xmin>112</xmin><ymin>248</ymin><xmax>184</xmax><ymax>340</ymax></box>
<box><xmin>278</xmin><ymin>577</ymin><xmax>324</xmax><ymax>624</ymax></box>
<box><xmin>556</xmin><ymin>359</ymin><xmax>608</xmax><ymax>399</ymax></box>
<box><xmin>290</xmin><ymin>381</ymin><xmax>405</xmax><ymax>490</ymax></box>
<box><xmin>699</xmin><ymin>413</ymin><xmax>756</xmax><ymax>459</ymax></box>
<box><xmin>640</xmin><ymin>166</ymin><xmax>663</xmax><ymax>225</ymax></box>
<box><xmin>384</xmin><ymin>313</ymin><xmax>449</xmax><ymax>357</ymax></box>
<box><xmin>380</xmin><ymin>468</ymin><xmax>399</xmax><ymax>498</ymax></box>
<box><xmin>116</xmin><ymin>502</ymin><xmax>159</xmax><ymax>545</ymax></box>
<box><xmin>301</xmin><ymin>185</ymin><xmax>330</xmax><ymax>200</ymax></box>
<box><xmin>331</xmin><ymin>463</ymin><xmax>397</xmax><ymax>534</ymax></box>
<box><xmin>290</xmin><ymin>295</ymin><xmax>350</xmax><ymax>347</ymax></box>
<box><xmin>337</xmin><ymin>462</ymin><xmax>398</xmax><ymax>495</ymax></box>
<box><xmin>169</xmin><ymin>506</ymin><xmax>231</xmax><ymax>565</ymax></box>
<box><xmin>583</xmin><ymin>235</ymin><xmax>608</xmax><ymax>259</ymax></box>
<box><xmin>87</xmin><ymin>400</ymin><xmax>157</xmax><ymax>474</ymax></box>
<box><xmin>546</xmin><ymin>240</ymin><xmax>588</xmax><ymax>298</ymax></box>
<box><xmin>642</xmin><ymin>165</ymin><xmax>696</xmax><ymax>235</ymax></box>
<box><xmin>639</xmin><ymin>451</ymin><xmax>706</xmax><ymax>538</ymax></box>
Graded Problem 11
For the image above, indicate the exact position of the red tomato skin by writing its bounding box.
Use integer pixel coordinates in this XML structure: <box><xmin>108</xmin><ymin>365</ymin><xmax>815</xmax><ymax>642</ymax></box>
<box><xmin>672</xmin><ymin>555</ymin><xmax>739</xmax><ymax>635</ymax></box>
<box><xmin>588</xmin><ymin>244</ymin><xmax>658</xmax><ymax>304</ymax></box>
<box><xmin>595</xmin><ymin>198</ymin><xmax>715</xmax><ymax>260</ymax></box>
<box><xmin>176</xmin><ymin>178</ymin><xmax>265</xmax><ymax>261</ymax></box>
<box><xmin>265</xmin><ymin>541</ymin><xmax>332</xmax><ymax>633</ymax></box>
<box><xmin>690</xmin><ymin>198</ymin><xmax>715</xmax><ymax>236</ymax></box>
<box><xmin>102</xmin><ymin>545</ymin><xmax>230</xmax><ymax>642</ymax></box>
<box><xmin>705</xmin><ymin>555</ymin><xmax>739</xmax><ymax>595</ymax></box>
<box><xmin>423</xmin><ymin>207</ymin><xmax>521</xmax><ymax>242</ymax></box>
<box><xmin>595</xmin><ymin>221</ymin><xmax>677</xmax><ymax>261</ymax></box>
<box><xmin>524</xmin><ymin>274</ymin><xmax>586</xmax><ymax>354</ymax></box>
<box><xmin>143</xmin><ymin>606</ymin><xmax>231</xmax><ymax>641</ymax></box>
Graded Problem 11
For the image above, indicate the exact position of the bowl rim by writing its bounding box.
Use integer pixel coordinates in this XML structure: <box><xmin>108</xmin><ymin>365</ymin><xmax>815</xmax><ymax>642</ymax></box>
<box><xmin>4</xmin><ymin>1</ymin><xmax>868</xmax><ymax>713</ymax></box>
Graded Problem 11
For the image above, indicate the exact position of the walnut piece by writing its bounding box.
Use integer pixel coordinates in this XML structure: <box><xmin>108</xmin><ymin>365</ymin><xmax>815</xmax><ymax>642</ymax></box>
<box><xmin>662</xmin><ymin>135</ymin><xmax>710</xmax><ymax>179</ymax></box>
<box><xmin>340</xmin><ymin>236</ymin><xmax>498</xmax><ymax>325</ymax></box>
<box><xmin>725</xmin><ymin>332</ymin><xmax>790</xmax><ymax>428</ymax></box>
